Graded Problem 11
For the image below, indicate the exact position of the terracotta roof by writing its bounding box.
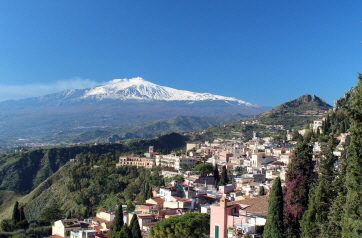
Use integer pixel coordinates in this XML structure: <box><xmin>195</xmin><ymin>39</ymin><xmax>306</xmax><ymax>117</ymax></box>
<box><xmin>138</xmin><ymin>215</ymin><xmax>155</xmax><ymax>219</ymax></box>
<box><xmin>142</xmin><ymin>204</ymin><xmax>156</xmax><ymax>207</ymax></box>
<box><xmin>93</xmin><ymin>225</ymin><xmax>103</xmax><ymax>231</ymax></box>
<box><xmin>198</xmin><ymin>194</ymin><xmax>215</xmax><ymax>200</ymax></box>
<box><xmin>272</xmin><ymin>161</ymin><xmax>284</xmax><ymax>165</ymax></box>
<box><xmin>172</xmin><ymin>196</ymin><xmax>191</xmax><ymax>202</ymax></box>
<box><xmin>236</xmin><ymin>195</ymin><xmax>269</xmax><ymax>215</ymax></box>
<box><xmin>152</xmin><ymin>197</ymin><xmax>165</xmax><ymax>204</ymax></box>
<box><xmin>92</xmin><ymin>217</ymin><xmax>108</xmax><ymax>223</ymax></box>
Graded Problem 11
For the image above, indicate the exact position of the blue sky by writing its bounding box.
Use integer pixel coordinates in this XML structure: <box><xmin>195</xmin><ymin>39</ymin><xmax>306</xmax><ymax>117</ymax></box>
<box><xmin>0</xmin><ymin>0</ymin><xmax>361</xmax><ymax>106</ymax></box>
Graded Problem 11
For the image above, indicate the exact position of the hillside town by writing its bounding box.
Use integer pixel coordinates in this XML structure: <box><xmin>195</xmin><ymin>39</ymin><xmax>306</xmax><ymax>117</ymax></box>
<box><xmin>49</xmin><ymin>116</ymin><xmax>347</xmax><ymax>238</ymax></box>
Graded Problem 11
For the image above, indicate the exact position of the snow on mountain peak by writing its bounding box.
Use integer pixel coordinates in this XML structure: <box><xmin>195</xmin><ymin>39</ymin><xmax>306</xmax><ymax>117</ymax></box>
<box><xmin>81</xmin><ymin>77</ymin><xmax>256</xmax><ymax>106</ymax></box>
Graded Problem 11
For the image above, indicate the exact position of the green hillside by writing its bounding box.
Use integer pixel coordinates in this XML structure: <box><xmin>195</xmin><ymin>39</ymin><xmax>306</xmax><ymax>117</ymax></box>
<box><xmin>0</xmin><ymin>133</ymin><xmax>187</xmax><ymax>195</ymax></box>
<box><xmin>254</xmin><ymin>94</ymin><xmax>332</xmax><ymax>129</ymax></box>
<box><xmin>42</xmin><ymin>113</ymin><xmax>251</xmax><ymax>144</ymax></box>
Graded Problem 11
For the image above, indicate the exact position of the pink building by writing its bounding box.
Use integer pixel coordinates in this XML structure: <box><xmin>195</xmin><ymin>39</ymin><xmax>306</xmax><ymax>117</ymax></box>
<box><xmin>219</xmin><ymin>152</ymin><xmax>233</xmax><ymax>162</ymax></box>
<box><xmin>219</xmin><ymin>185</ymin><xmax>234</xmax><ymax>195</ymax></box>
<box><xmin>209</xmin><ymin>198</ymin><xmax>241</xmax><ymax>238</ymax></box>
<box><xmin>210</xmin><ymin>196</ymin><xmax>269</xmax><ymax>238</ymax></box>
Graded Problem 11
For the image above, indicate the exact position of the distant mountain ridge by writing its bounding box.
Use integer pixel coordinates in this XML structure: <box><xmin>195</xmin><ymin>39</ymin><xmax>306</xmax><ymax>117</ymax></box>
<box><xmin>254</xmin><ymin>94</ymin><xmax>332</xmax><ymax>129</ymax></box>
<box><xmin>1</xmin><ymin>77</ymin><xmax>259</xmax><ymax>106</ymax></box>
<box><xmin>0</xmin><ymin>78</ymin><xmax>268</xmax><ymax>148</ymax></box>
<box><xmin>257</xmin><ymin>94</ymin><xmax>331</xmax><ymax>118</ymax></box>
<box><xmin>55</xmin><ymin>113</ymin><xmax>251</xmax><ymax>144</ymax></box>
<box><xmin>81</xmin><ymin>77</ymin><xmax>257</xmax><ymax>105</ymax></box>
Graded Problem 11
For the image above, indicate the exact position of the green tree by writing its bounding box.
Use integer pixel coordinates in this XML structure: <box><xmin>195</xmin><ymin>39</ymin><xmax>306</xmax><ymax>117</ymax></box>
<box><xmin>258</xmin><ymin>186</ymin><xmax>265</xmax><ymax>196</ymax></box>
<box><xmin>39</xmin><ymin>200</ymin><xmax>64</xmax><ymax>224</ymax></box>
<box><xmin>284</xmin><ymin>140</ymin><xmax>315</xmax><ymax>238</ymax></box>
<box><xmin>218</xmin><ymin>165</ymin><xmax>229</xmax><ymax>186</ymax></box>
<box><xmin>341</xmin><ymin>74</ymin><xmax>362</xmax><ymax>237</ymax></box>
<box><xmin>0</xmin><ymin>219</ymin><xmax>12</xmax><ymax>232</ymax></box>
<box><xmin>112</xmin><ymin>204</ymin><xmax>124</xmax><ymax>233</ymax></box>
<box><xmin>292</xmin><ymin>130</ymin><xmax>303</xmax><ymax>141</ymax></box>
<box><xmin>12</xmin><ymin>201</ymin><xmax>20</xmax><ymax>224</ymax></box>
<box><xmin>19</xmin><ymin>203</ymin><xmax>26</xmax><ymax>222</ymax></box>
<box><xmin>151</xmin><ymin>213</ymin><xmax>210</xmax><ymax>238</ymax></box>
<box><xmin>130</xmin><ymin>214</ymin><xmax>142</xmax><ymax>238</ymax></box>
<box><xmin>263</xmin><ymin>177</ymin><xmax>284</xmax><ymax>238</ymax></box>
<box><xmin>213</xmin><ymin>164</ymin><xmax>220</xmax><ymax>187</ymax></box>
<box><xmin>147</xmin><ymin>183</ymin><xmax>153</xmax><ymax>199</ymax></box>
<box><xmin>300</xmin><ymin>137</ymin><xmax>338</xmax><ymax>238</ymax></box>
<box><xmin>233</xmin><ymin>166</ymin><xmax>246</xmax><ymax>176</ymax></box>
<box><xmin>119</xmin><ymin>224</ymin><xmax>132</xmax><ymax>238</ymax></box>
<box><xmin>125</xmin><ymin>200</ymin><xmax>135</xmax><ymax>213</ymax></box>
<box><xmin>194</xmin><ymin>163</ymin><xmax>213</xmax><ymax>177</ymax></box>
<box><xmin>322</xmin><ymin>139</ymin><xmax>349</xmax><ymax>237</ymax></box>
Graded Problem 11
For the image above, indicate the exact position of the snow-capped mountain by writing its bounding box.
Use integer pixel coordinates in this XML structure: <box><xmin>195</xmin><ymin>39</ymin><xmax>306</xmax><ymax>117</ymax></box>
<box><xmin>79</xmin><ymin>77</ymin><xmax>256</xmax><ymax>106</ymax></box>
<box><xmin>0</xmin><ymin>77</ymin><xmax>269</xmax><ymax>143</ymax></box>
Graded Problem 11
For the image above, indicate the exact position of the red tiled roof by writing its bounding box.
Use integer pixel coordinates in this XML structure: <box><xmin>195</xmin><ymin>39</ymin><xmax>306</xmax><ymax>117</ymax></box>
<box><xmin>138</xmin><ymin>215</ymin><xmax>155</xmax><ymax>219</ymax></box>
<box><xmin>236</xmin><ymin>195</ymin><xmax>269</xmax><ymax>215</ymax></box>
<box><xmin>152</xmin><ymin>197</ymin><xmax>165</xmax><ymax>204</ymax></box>
<box><xmin>272</xmin><ymin>161</ymin><xmax>284</xmax><ymax>165</ymax></box>
<box><xmin>172</xmin><ymin>196</ymin><xmax>191</xmax><ymax>202</ymax></box>
<box><xmin>93</xmin><ymin>225</ymin><xmax>103</xmax><ymax>231</ymax></box>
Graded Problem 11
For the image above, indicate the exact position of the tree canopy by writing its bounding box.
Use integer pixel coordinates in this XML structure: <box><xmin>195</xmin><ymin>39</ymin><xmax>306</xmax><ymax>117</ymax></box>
<box><xmin>193</xmin><ymin>163</ymin><xmax>213</xmax><ymax>177</ymax></box>
<box><xmin>284</xmin><ymin>140</ymin><xmax>315</xmax><ymax>238</ymax></box>
<box><xmin>341</xmin><ymin>73</ymin><xmax>362</xmax><ymax>236</ymax></box>
<box><xmin>112</xmin><ymin>204</ymin><xmax>124</xmax><ymax>234</ymax></box>
<box><xmin>151</xmin><ymin>213</ymin><xmax>210</xmax><ymax>238</ymax></box>
<box><xmin>263</xmin><ymin>177</ymin><xmax>284</xmax><ymax>238</ymax></box>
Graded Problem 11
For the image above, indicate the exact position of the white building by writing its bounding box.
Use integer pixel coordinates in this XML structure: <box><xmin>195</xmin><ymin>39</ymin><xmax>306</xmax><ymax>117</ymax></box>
<box><xmin>156</xmin><ymin>154</ymin><xmax>196</xmax><ymax>170</ymax></box>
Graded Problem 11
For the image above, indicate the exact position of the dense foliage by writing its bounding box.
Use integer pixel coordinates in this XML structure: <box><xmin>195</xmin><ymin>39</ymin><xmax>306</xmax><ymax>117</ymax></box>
<box><xmin>150</xmin><ymin>213</ymin><xmax>210</xmax><ymax>238</ymax></box>
<box><xmin>130</xmin><ymin>214</ymin><xmax>142</xmax><ymax>238</ymax></box>
<box><xmin>263</xmin><ymin>177</ymin><xmax>283</xmax><ymax>238</ymax></box>
<box><xmin>0</xmin><ymin>132</ymin><xmax>186</xmax><ymax>194</ymax></box>
<box><xmin>341</xmin><ymin>74</ymin><xmax>362</xmax><ymax>237</ymax></box>
<box><xmin>284</xmin><ymin>140</ymin><xmax>315</xmax><ymax>238</ymax></box>
<box><xmin>300</xmin><ymin>137</ymin><xmax>338</xmax><ymax>237</ymax></box>
<box><xmin>193</xmin><ymin>163</ymin><xmax>213</xmax><ymax>177</ymax></box>
<box><xmin>112</xmin><ymin>204</ymin><xmax>124</xmax><ymax>234</ymax></box>
<box><xmin>218</xmin><ymin>165</ymin><xmax>229</xmax><ymax>186</ymax></box>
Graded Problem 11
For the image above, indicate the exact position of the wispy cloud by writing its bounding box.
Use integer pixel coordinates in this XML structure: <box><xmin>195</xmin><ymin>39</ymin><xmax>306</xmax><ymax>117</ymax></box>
<box><xmin>0</xmin><ymin>78</ymin><xmax>102</xmax><ymax>102</ymax></box>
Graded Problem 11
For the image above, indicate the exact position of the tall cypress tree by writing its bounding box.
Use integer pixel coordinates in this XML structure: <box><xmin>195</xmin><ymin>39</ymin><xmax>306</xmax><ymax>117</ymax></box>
<box><xmin>284</xmin><ymin>140</ymin><xmax>315</xmax><ymax>238</ymax></box>
<box><xmin>12</xmin><ymin>201</ymin><xmax>20</xmax><ymax>224</ymax></box>
<box><xmin>130</xmin><ymin>214</ymin><xmax>142</xmax><ymax>238</ymax></box>
<box><xmin>112</xmin><ymin>204</ymin><xmax>124</xmax><ymax>233</ymax></box>
<box><xmin>213</xmin><ymin>164</ymin><xmax>220</xmax><ymax>188</ymax></box>
<box><xmin>218</xmin><ymin>165</ymin><xmax>229</xmax><ymax>186</ymax></box>
<box><xmin>258</xmin><ymin>186</ymin><xmax>265</xmax><ymax>196</ymax></box>
<box><xmin>119</xmin><ymin>224</ymin><xmax>132</xmax><ymax>238</ymax></box>
<box><xmin>300</xmin><ymin>137</ymin><xmax>338</xmax><ymax>237</ymax></box>
<box><xmin>147</xmin><ymin>183</ymin><xmax>153</xmax><ymax>199</ymax></box>
<box><xmin>19</xmin><ymin>205</ymin><xmax>26</xmax><ymax>222</ymax></box>
<box><xmin>322</xmin><ymin>137</ymin><xmax>349</xmax><ymax>237</ymax></box>
<box><xmin>263</xmin><ymin>177</ymin><xmax>284</xmax><ymax>238</ymax></box>
<box><xmin>341</xmin><ymin>74</ymin><xmax>362</xmax><ymax>237</ymax></box>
